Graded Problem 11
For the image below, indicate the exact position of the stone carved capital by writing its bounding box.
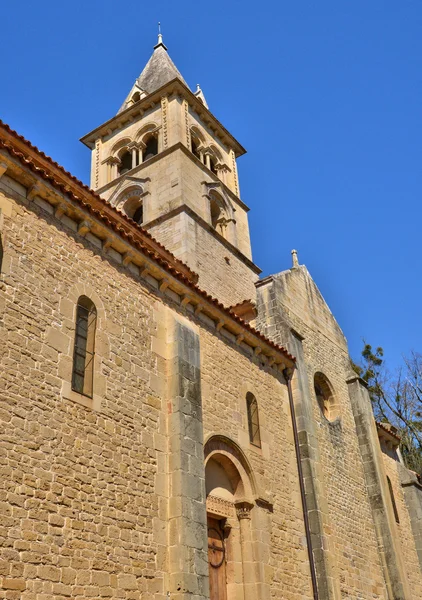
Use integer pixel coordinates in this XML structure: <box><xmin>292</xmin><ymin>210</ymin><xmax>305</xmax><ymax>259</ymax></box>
<box><xmin>103</xmin><ymin>156</ymin><xmax>120</xmax><ymax>166</ymax></box>
<box><xmin>128</xmin><ymin>141</ymin><xmax>142</xmax><ymax>150</ymax></box>
<box><xmin>235</xmin><ymin>500</ymin><xmax>254</xmax><ymax>520</ymax></box>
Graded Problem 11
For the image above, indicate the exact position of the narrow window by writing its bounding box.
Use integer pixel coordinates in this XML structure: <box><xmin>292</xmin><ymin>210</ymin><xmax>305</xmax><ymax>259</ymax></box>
<box><xmin>209</xmin><ymin>156</ymin><xmax>218</xmax><ymax>175</ymax></box>
<box><xmin>387</xmin><ymin>476</ymin><xmax>400</xmax><ymax>523</ymax></box>
<box><xmin>210</xmin><ymin>198</ymin><xmax>222</xmax><ymax>229</ymax></box>
<box><xmin>72</xmin><ymin>296</ymin><xmax>97</xmax><ymax>398</ymax></box>
<box><xmin>118</xmin><ymin>151</ymin><xmax>132</xmax><ymax>175</ymax></box>
<box><xmin>246</xmin><ymin>392</ymin><xmax>261</xmax><ymax>447</ymax></box>
<box><xmin>314</xmin><ymin>380</ymin><xmax>329</xmax><ymax>419</ymax></box>
<box><xmin>143</xmin><ymin>135</ymin><xmax>158</xmax><ymax>161</ymax></box>
<box><xmin>191</xmin><ymin>136</ymin><xmax>201</xmax><ymax>161</ymax></box>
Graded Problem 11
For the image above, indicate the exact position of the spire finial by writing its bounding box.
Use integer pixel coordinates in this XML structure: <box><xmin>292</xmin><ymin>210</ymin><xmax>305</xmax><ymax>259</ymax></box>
<box><xmin>291</xmin><ymin>249</ymin><xmax>299</xmax><ymax>269</ymax></box>
<box><xmin>154</xmin><ymin>22</ymin><xmax>168</xmax><ymax>50</ymax></box>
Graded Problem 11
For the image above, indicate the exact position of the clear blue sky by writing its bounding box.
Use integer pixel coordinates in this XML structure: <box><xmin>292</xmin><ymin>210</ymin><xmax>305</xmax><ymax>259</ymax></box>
<box><xmin>1</xmin><ymin>1</ymin><xmax>421</xmax><ymax>369</ymax></box>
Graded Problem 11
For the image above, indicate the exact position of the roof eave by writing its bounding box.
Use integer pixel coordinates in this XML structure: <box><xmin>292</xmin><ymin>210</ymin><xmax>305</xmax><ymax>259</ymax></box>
<box><xmin>80</xmin><ymin>78</ymin><xmax>246</xmax><ymax>157</ymax></box>
<box><xmin>0</xmin><ymin>119</ymin><xmax>294</xmax><ymax>367</ymax></box>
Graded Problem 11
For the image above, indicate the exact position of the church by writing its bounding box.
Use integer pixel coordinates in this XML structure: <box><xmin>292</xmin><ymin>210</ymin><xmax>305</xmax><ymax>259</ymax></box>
<box><xmin>0</xmin><ymin>33</ymin><xmax>421</xmax><ymax>600</ymax></box>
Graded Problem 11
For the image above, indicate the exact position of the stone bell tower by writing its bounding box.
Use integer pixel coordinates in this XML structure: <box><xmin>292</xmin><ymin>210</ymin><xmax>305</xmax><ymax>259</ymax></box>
<box><xmin>81</xmin><ymin>33</ymin><xmax>261</xmax><ymax>307</ymax></box>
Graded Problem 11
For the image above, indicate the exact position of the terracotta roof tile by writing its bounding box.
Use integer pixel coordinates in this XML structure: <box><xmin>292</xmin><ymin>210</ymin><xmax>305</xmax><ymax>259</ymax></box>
<box><xmin>376</xmin><ymin>421</ymin><xmax>401</xmax><ymax>442</ymax></box>
<box><xmin>0</xmin><ymin>120</ymin><xmax>295</xmax><ymax>364</ymax></box>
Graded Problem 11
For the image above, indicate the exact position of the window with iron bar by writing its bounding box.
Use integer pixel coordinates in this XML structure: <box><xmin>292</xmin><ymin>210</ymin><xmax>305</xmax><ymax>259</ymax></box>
<box><xmin>72</xmin><ymin>296</ymin><xmax>97</xmax><ymax>398</ymax></box>
<box><xmin>246</xmin><ymin>392</ymin><xmax>261</xmax><ymax>447</ymax></box>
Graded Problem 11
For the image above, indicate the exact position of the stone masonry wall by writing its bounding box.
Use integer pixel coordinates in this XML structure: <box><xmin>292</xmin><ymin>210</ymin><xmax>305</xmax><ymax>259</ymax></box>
<box><xmin>0</xmin><ymin>172</ymin><xmax>309</xmax><ymax>600</ymax></box>
<box><xmin>200</xmin><ymin>327</ymin><xmax>314</xmax><ymax>600</ymax></box>
<box><xmin>96</xmin><ymin>144</ymin><xmax>258</xmax><ymax>308</ymax></box>
<box><xmin>256</xmin><ymin>266</ymin><xmax>400</xmax><ymax>599</ymax></box>
<box><xmin>149</xmin><ymin>211</ymin><xmax>258</xmax><ymax>308</ymax></box>
<box><xmin>0</xmin><ymin>179</ymin><xmax>169</xmax><ymax>599</ymax></box>
<box><xmin>382</xmin><ymin>455</ymin><xmax>422</xmax><ymax>597</ymax></box>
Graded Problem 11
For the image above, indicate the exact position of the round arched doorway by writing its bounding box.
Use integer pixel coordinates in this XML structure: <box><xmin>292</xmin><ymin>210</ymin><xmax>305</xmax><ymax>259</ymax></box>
<box><xmin>204</xmin><ymin>437</ymin><xmax>257</xmax><ymax>600</ymax></box>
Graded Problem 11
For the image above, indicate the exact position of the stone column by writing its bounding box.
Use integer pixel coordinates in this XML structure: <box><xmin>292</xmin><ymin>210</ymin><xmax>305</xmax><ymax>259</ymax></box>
<box><xmin>224</xmin><ymin>518</ymin><xmax>245</xmax><ymax>600</ymax></box>
<box><xmin>215</xmin><ymin>165</ymin><xmax>225</xmax><ymax>184</ymax></box>
<box><xmin>347</xmin><ymin>375</ymin><xmax>412</xmax><ymax>600</ymax></box>
<box><xmin>111</xmin><ymin>159</ymin><xmax>119</xmax><ymax>180</ymax></box>
<box><xmin>166</xmin><ymin>314</ymin><xmax>209</xmax><ymax>600</ymax></box>
<box><xmin>138</xmin><ymin>142</ymin><xmax>145</xmax><ymax>165</ymax></box>
<box><xmin>131</xmin><ymin>148</ymin><xmax>137</xmax><ymax>169</ymax></box>
<box><xmin>236</xmin><ymin>501</ymin><xmax>255</xmax><ymax>600</ymax></box>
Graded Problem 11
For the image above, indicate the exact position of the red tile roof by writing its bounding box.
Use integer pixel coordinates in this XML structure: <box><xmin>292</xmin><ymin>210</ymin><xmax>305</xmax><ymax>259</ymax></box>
<box><xmin>0</xmin><ymin>120</ymin><xmax>295</xmax><ymax>364</ymax></box>
<box><xmin>376</xmin><ymin>421</ymin><xmax>401</xmax><ymax>442</ymax></box>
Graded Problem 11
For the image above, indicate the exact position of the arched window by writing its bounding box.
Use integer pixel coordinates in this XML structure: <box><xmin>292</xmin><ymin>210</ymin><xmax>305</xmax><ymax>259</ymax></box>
<box><xmin>118</xmin><ymin>151</ymin><xmax>132</xmax><ymax>175</ymax></box>
<box><xmin>72</xmin><ymin>296</ymin><xmax>97</xmax><ymax>398</ymax></box>
<box><xmin>132</xmin><ymin>92</ymin><xmax>140</xmax><ymax>104</ymax></box>
<box><xmin>387</xmin><ymin>476</ymin><xmax>400</xmax><ymax>523</ymax></box>
<box><xmin>209</xmin><ymin>192</ymin><xmax>229</xmax><ymax>240</ymax></box>
<box><xmin>121</xmin><ymin>193</ymin><xmax>144</xmax><ymax>225</ymax></box>
<box><xmin>209</xmin><ymin>156</ymin><xmax>218</xmax><ymax>175</ymax></box>
<box><xmin>210</xmin><ymin>198</ymin><xmax>222</xmax><ymax>230</ymax></box>
<box><xmin>132</xmin><ymin>203</ymin><xmax>144</xmax><ymax>225</ymax></box>
<box><xmin>191</xmin><ymin>136</ymin><xmax>201</xmax><ymax>161</ymax></box>
<box><xmin>143</xmin><ymin>135</ymin><xmax>158</xmax><ymax>161</ymax></box>
<box><xmin>190</xmin><ymin>127</ymin><xmax>205</xmax><ymax>162</ymax></box>
<box><xmin>246</xmin><ymin>392</ymin><xmax>261</xmax><ymax>447</ymax></box>
<box><xmin>314</xmin><ymin>372</ymin><xmax>339</xmax><ymax>421</ymax></box>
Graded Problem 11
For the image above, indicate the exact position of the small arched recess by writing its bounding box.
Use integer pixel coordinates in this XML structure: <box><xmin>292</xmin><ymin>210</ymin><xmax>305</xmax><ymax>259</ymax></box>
<box><xmin>115</xmin><ymin>185</ymin><xmax>146</xmax><ymax>226</ymax></box>
<box><xmin>207</xmin><ymin>188</ymin><xmax>236</xmax><ymax>245</ymax></box>
<box><xmin>314</xmin><ymin>372</ymin><xmax>340</xmax><ymax>421</ymax></box>
<box><xmin>135</xmin><ymin>123</ymin><xmax>160</xmax><ymax>162</ymax></box>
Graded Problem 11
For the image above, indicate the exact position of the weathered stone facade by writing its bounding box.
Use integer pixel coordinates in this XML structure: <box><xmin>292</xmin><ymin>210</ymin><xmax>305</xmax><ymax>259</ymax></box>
<box><xmin>0</xmin><ymin>34</ymin><xmax>421</xmax><ymax>600</ymax></box>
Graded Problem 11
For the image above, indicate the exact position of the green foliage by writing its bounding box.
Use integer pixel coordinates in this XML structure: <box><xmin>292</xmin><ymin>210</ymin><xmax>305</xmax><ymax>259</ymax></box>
<box><xmin>355</xmin><ymin>342</ymin><xmax>422</xmax><ymax>475</ymax></box>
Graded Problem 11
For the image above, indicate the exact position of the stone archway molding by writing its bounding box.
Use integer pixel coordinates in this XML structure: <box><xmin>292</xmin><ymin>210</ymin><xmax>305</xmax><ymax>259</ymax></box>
<box><xmin>204</xmin><ymin>433</ymin><xmax>259</xmax><ymax>503</ymax></box>
<box><xmin>108</xmin><ymin>176</ymin><xmax>151</xmax><ymax>209</ymax></box>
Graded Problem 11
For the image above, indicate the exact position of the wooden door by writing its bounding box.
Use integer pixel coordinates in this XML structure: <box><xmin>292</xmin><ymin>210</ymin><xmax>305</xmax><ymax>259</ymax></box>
<box><xmin>208</xmin><ymin>517</ymin><xmax>227</xmax><ymax>600</ymax></box>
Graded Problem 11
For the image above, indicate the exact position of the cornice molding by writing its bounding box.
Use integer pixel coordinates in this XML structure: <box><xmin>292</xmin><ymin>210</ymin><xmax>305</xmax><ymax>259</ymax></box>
<box><xmin>0</xmin><ymin>121</ymin><xmax>295</xmax><ymax>368</ymax></box>
<box><xmin>95</xmin><ymin>142</ymin><xmax>250</xmax><ymax>213</ymax></box>
<box><xmin>80</xmin><ymin>78</ymin><xmax>246</xmax><ymax>158</ymax></box>
<box><xmin>143</xmin><ymin>203</ymin><xmax>261</xmax><ymax>275</ymax></box>
<box><xmin>0</xmin><ymin>122</ymin><xmax>196</xmax><ymax>283</ymax></box>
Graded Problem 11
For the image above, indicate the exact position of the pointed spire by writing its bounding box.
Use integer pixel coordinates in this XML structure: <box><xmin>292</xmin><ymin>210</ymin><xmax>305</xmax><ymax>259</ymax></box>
<box><xmin>154</xmin><ymin>22</ymin><xmax>168</xmax><ymax>50</ymax></box>
<box><xmin>135</xmin><ymin>30</ymin><xmax>188</xmax><ymax>96</ymax></box>
<box><xmin>118</xmin><ymin>27</ymin><xmax>189</xmax><ymax>113</ymax></box>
